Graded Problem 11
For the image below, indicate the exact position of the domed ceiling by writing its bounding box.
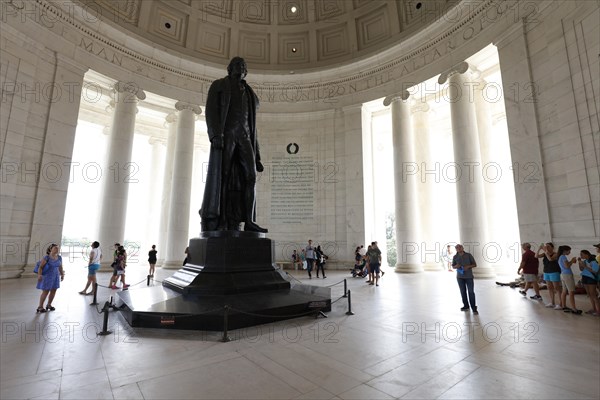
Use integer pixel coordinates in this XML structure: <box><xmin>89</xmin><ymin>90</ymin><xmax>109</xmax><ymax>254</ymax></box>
<box><xmin>78</xmin><ymin>0</ymin><xmax>458</xmax><ymax>72</ymax></box>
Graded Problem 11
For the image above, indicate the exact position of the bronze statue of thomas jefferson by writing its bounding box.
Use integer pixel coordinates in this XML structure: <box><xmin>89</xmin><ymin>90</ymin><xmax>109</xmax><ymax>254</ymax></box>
<box><xmin>200</xmin><ymin>57</ymin><xmax>268</xmax><ymax>233</ymax></box>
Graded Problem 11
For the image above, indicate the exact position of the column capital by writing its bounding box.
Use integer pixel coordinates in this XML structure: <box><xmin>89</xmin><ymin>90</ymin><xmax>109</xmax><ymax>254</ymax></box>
<box><xmin>383</xmin><ymin>90</ymin><xmax>410</xmax><ymax>106</ymax></box>
<box><xmin>105</xmin><ymin>100</ymin><xmax>115</xmax><ymax>114</ymax></box>
<box><xmin>437</xmin><ymin>62</ymin><xmax>470</xmax><ymax>84</ymax></box>
<box><xmin>411</xmin><ymin>102</ymin><xmax>430</xmax><ymax>114</ymax></box>
<box><xmin>175</xmin><ymin>101</ymin><xmax>202</xmax><ymax>115</ymax></box>
<box><xmin>114</xmin><ymin>81</ymin><xmax>146</xmax><ymax>101</ymax></box>
<box><xmin>164</xmin><ymin>112</ymin><xmax>178</xmax><ymax>126</ymax></box>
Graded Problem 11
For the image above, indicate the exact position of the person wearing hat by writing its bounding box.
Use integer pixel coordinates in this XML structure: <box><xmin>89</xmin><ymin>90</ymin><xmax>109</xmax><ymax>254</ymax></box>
<box><xmin>593</xmin><ymin>243</ymin><xmax>600</xmax><ymax>265</ymax></box>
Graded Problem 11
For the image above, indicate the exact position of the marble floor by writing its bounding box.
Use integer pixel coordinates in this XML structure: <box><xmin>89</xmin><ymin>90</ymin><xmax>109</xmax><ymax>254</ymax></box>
<box><xmin>1</xmin><ymin>263</ymin><xmax>598</xmax><ymax>399</ymax></box>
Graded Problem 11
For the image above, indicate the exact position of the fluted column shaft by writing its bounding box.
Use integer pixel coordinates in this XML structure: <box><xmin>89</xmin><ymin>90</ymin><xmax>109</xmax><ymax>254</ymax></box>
<box><xmin>385</xmin><ymin>92</ymin><xmax>423</xmax><ymax>273</ymax></box>
<box><xmin>158</xmin><ymin>114</ymin><xmax>177</xmax><ymax>264</ymax></box>
<box><xmin>412</xmin><ymin>103</ymin><xmax>439</xmax><ymax>270</ymax></box>
<box><xmin>98</xmin><ymin>82</ymin><xmax>145</xmax><ymax>262</ymax></box>
<box><xmin>163</xmin><ymin>102</ymin><xmax>201</xmax><ymax>268</ymax></box>
<box><xmin>146</xmin><ymin>137</ymin><xmax>164</xmax><ymax>254</ymax></box>
<box><xmin>440</xmin><ymin>63</ymin><xmax>494</xmax><ymax>278</ymax></box>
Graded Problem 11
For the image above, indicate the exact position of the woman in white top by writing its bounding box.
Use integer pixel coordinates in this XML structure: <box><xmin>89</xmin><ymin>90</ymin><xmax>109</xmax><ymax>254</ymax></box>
<box><xmin>79</xmin><ymin>241</ymin><xmax>102</xmax><ymax>295</ymax></box>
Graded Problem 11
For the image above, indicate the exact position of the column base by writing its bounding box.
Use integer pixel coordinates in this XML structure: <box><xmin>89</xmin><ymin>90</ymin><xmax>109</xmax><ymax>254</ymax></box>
<box><xmin>161</xmin><ymin>261</ymin><xmax>184</xmax><ymax>269</ymax></box>
<box><xmin>1</xmin><ymin>265</ymin><xmax>26</xmax><ymax>279</ymax></box>
<box><xmin>422</xmin><ymin>263</ymin><xmax>443</xmax><ymax>272</ymax></box>
<box><xmin>473</xmin><ymin>266</ymin><xmax>496</xmax><ymax>279</ymax></box>
<box><xmin>395</xmin><ymin>263</ymin><xmax>424</xmax><ymax>273</ymax></box>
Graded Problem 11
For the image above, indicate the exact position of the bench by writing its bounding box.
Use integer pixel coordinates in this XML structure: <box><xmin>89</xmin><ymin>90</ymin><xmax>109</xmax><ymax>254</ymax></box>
<box><xmin>275</xmin><ymin>261</ymin><xmax>297</xmax><ymax>271</ymax></box>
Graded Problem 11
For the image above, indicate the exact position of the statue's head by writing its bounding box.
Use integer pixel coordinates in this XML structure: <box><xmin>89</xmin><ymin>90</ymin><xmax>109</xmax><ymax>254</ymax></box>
<box><xmin>227</xmin><ymin>57</ymin><xmax>247</xmax><ymax>80</ymax></box>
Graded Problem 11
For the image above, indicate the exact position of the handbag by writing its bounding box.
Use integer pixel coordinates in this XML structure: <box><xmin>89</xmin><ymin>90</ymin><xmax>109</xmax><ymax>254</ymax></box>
<box><xmin>33</xmin><ymin>256</ymin><xmax>50</xmax><ymax>275</ymax></box>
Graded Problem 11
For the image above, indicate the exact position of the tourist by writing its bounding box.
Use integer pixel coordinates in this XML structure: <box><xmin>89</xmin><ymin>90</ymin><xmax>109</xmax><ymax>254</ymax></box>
<box><xmin>305</xmin><ymin>240</ymin><xmax>315</xmax><ymax>279</ymax></box>
<box><xmin>113</xmin><ymin>246</ymin><xmax>130</xmax><ymax>290</ymax></box>
<box><xmin>299</xmin><ymin>249</ymin><xmax>306</xmax><ymax>270</ymax></box>
<box><xmin>366</xmin><ymin>241</ymin><xmax>382</xmax><ymax>286</ymax></box>
<box><xmin>315</xmin><ymin>245</ymin><xmax>327</xmax><ymax>279</ymax></box>
<box><xmin>183</xmin><ymin>247</ymin><xmax>189</xmax><ymax>266</ymax></box>
<box><xmin>452</xmin><ymin>244</ymin><xmax>478</xmax><ymax>314</ymax></box>
<box><xmin>578</xmin><ymin>250</ymin><xmax>600</xmax><ymax>316</ymax></box>
<box><xmin>291</xmin><ymin>249</ymin><xmax>300</xmax><ymax>270</ymax></box>
<box><xmin>79</xmin><ymin>241</ymin><xmax>101</xmax><ymax>295</ymax></box>
<box><xmin>557</xmin><ymin>245</ymin><xmax>581</xmax><ymax>314</ymax></box>
<box><xmin>365</xmin><ymin>245</ymin><xmax>373</xmax><ymax>283</ymax></box>
<box><xmin>517</xmin><ymin>243</ymin><xmax>542</xmax><ymax>300</ymax></box>
<box><xmin>536</xmin><ymin>243</ymin><xmax>563</xmax><ymax>309</ymax></box>
<box><xmin>443</xmin><ymin>244</ymin><xmax>454</xmax><ymax>271</ymax></box>
<box><xmin>108</xmin><ymin>243</ymin><xmax>121</xmax><ymax>289</ymax></box>
<box><xmin>36</xmin><ymin>244</ymin><xmax>65</xmax><ymax>313</ymax></box>
<box><xmin>148</xmin><ymin>245</ymin><xmax>157</xmax><ymax>277</ymax></box>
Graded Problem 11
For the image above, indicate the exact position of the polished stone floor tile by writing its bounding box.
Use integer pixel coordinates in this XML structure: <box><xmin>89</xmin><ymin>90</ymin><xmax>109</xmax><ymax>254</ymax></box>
<box><xmin>1</xmin><ymin>265</ymin><xmax>598</xmax><ymax>399</ymax></box>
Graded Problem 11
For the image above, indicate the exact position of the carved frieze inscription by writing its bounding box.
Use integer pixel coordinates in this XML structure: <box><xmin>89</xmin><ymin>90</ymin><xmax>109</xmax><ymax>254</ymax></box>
<box><xmin>3</xmin><ymin>0</ymin><xmax>534</xmax><ymax>104</ymax></box>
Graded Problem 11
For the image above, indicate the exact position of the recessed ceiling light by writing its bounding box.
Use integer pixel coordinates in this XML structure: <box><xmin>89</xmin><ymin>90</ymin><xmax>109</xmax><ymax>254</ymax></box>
<box><xmin>290</xmin><ymin>6</ymin><xmax>297</xmax><ymax>13</ymax></box>
<box><xmin>291</xmin><ymin>47</ymin><xmax>297</xmax><ymax>53</ymax></box>
<box><xmin>165</xmin><ymin>22</ymin><xmax>171</xmax><ymax>29</ymax></box>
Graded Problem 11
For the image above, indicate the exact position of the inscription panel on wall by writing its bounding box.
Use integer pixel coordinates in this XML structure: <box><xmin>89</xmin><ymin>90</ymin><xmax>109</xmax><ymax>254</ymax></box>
<box><xmin>269</xmin><ymin>155</ymin><xmax>315</xmax><ymax>224</ymax></box>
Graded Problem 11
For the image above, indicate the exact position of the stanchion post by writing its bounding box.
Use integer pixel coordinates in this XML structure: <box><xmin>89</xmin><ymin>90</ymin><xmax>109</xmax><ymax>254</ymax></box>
<box><xmin>343</xmin><ymin>279</ymin><xmax>347</xmax><ymax>297</ymax></box>
<box><xmin>345</xmin><ymin>290</ymin><xmax>354</xmax><ymax>315</ymax></box>
<box><xmin>221</xmin><ymin>305</ymin><xmax>231</xmax><ymax>342</ymax></box>
<box><xmin>147</xmin><ymin>275</ymin><xmax>151</xmax><ymax>286</ymax></box>
<box><xmin>90</xmin><ymin>282</ymin><xmax>99</xmax><ymax>306</ymax></box>
<box><xmin>97</xmin><ymin>301</ymin><xmax>113</xmax><ymax>336</ymax></box>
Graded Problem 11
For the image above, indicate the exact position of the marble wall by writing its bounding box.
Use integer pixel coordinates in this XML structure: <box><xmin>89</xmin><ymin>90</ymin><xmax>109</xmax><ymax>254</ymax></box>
<box><xmin>1</xmin><ymin>0</ymin><xmax>599</xmax><ymax>278</ymax></box>
<box><xmin>1</xmin><ymin>27</ymin><xmax>86</xmax><ymax>278</ymax></box>
<box><xmin>496</xmin><ymin>1</ymin><xmax>599</xmax><ymax>250</ymax></box>
<box><xmin>255</xmin><ymin>109</ymin><xmax>364</xmax><ymax>265</ymax></box>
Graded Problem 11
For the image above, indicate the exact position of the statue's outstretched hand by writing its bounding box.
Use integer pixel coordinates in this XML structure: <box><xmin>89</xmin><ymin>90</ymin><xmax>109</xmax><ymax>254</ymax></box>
<box><xmin>256</xmin><ymin>160</ymin><xmax>264</xmax><ymax>172</ymax></box>
<box><xmin>211</xmin><ymin>135</ymin><xmax>224</xmax><ymax>149</ymax></box>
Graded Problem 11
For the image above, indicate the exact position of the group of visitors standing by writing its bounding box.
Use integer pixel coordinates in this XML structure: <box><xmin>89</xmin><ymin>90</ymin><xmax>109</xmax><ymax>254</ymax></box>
<box><xmin>519</xmin><ymin>242</ymin><xmax>600</xmax><ymax>315</ymax></box>
<box><xmin>291</xmin><ymin>240</ymin><xmax>329</xmax><ymax>279</ymax></box>
<box><xmin>351</xmin><ymin>242</ymin><xmax>384</xmax><ymax>286</ymax></box>
<box><xmin>34</xmin><ymin>241</ymin><xmax>161</xmax><ymax>313</ymax></box>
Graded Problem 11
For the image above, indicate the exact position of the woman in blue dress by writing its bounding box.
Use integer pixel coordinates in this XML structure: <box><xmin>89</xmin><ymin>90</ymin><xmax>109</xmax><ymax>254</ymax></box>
<box><xmin>36</xmin><ymin>244</ymin><xmax>65</xmax><ymax>313</ymax></box>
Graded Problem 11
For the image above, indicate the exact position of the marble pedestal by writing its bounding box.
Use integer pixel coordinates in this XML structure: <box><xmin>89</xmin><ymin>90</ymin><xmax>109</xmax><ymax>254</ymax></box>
<box><xmin>116</xmin><ymin>231</ymin><xmax>331</xmax><ymax>330</ymax></box>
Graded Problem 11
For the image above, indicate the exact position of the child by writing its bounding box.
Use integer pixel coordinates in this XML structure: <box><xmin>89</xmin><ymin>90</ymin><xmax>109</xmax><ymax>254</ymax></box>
<box><xmin>557</xmin><ymin>245</ymin><xmax>581</xmax><ymax>314</ymax></box>
<box><xmin>115</xmin><ymin>247</ymin><xmax>130</xmax><ymax>290</ymax></box>
<box><xmin>578</xmin><ymin>250</ymin><xmax>600</xmax><ymax>316</ymax></box>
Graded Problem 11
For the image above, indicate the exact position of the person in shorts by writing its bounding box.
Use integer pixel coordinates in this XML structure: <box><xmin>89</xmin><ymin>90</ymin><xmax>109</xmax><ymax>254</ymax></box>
<box><xmin>79</xmin><ymin>241</ymin><xmax>101</xmax><ymax>295</ymax></box>
<box><xmin>113</xmin><ymin>246</ymin><xmax>130</xmax><ymax>290</ymax></box>
<box><xmin>578</xmin><ymin>250</ymin><xmax>600</xmax><ymax>316</ymax></box>
<box><xmin>557</xmin><ymin>245</ymin><xmax>581</xmax><ymax>314</ymax></box>
<box><xmin>536</xmin><ymin>242</ymin><xmax>563</xmax><ymax>309</ymax></box>
<box><xmin>366</xmin><ymin>241</ymin><xmax>382</xmax><ymax>286</ymax></box>
<box><xmin>517</xmin><ymin>243</ymin><xmax>542</xmax><ymax>300</ymax></box>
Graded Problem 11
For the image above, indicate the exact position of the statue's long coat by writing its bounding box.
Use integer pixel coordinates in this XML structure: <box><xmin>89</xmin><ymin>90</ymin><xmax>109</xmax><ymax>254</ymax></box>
<box><xmin>200</xmin><ymin>77</ymin><xmax>261</xmax><ymax>229</ymax></box>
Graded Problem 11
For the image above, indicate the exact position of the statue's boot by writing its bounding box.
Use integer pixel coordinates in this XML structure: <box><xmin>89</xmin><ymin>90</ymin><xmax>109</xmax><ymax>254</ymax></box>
<box><xmin>244</xmin><ymin>220</ymin><xmax>268</xmax><ymax>233</ymax></box>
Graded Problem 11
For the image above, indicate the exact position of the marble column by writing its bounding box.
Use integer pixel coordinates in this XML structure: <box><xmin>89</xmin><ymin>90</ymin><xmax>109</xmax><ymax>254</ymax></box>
<box><xmin>157</xmin><ymin>113</ymin><xmax>177</xmax><ymax>265</ymax></box>
<box><xmin>438</xmin><ymin>63</ymin><xmax>494</xmax><ymax>278</ymax></box>
<box><xmin>341</xmin><ymin>105</ymin><xmax>367</xmax><ymax>258</ymax></box>
<box><xmin>163</xmin><ymin>102</ymin><xmax>202</xmax><ymax>268</ymax></box>
<box><xmin>412</xmin><ymin>102</ymin><xmax>439</xmax><ymax>271</ymax></box>
<box><xmin>98</xmin><ymin>82</ymin><xmax>145</xmax><ymax>263</ymax></box>
<box><xmin>146</xmin><ymin>136</ymin><xmax>165</xmax><ymax>253</ymax></box>
<box><xmin>384</xmin><ymin>91</ymin><xmax>423</xmax><ymax>273</ymax></box>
